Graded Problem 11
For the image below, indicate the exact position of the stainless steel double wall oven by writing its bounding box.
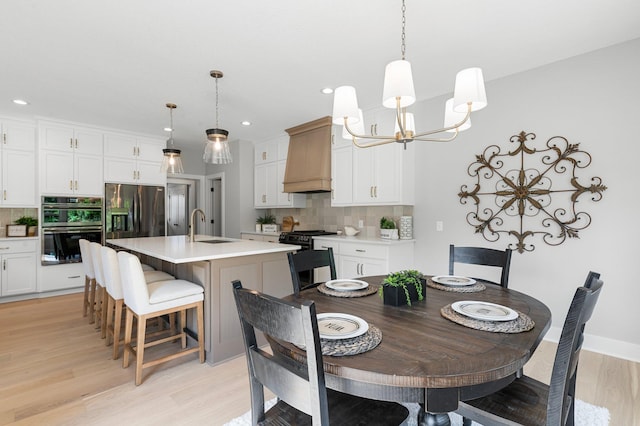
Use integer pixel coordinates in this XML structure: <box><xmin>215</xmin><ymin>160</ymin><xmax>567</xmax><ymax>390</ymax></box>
<box><xmin>41</xmin><ymin>196</ymin><xmax>103</xmax><ymax>265</ymax></box>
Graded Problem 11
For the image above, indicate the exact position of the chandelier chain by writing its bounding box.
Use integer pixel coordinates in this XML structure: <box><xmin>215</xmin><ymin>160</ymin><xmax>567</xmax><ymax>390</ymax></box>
<box><xmin>401</xmin><ymin>0</ymin><xmax>406</xmax><ymax>61</ymax></box>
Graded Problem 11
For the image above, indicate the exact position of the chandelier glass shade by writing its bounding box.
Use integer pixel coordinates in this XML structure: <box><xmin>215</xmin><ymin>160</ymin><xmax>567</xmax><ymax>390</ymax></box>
<box><xmin>160</xmin><ymin>103</ymin><xmax>184</xmax><ymax>174</ymax></box>
<box><xmin>332</xmin><ymin>0</ymin><xmax>487</xmax><ymax>148</ymax></box>
<box><xmin>204</xmin><ymin>70</ymin><xmax>232</xmax><ymax>164</ymax></box>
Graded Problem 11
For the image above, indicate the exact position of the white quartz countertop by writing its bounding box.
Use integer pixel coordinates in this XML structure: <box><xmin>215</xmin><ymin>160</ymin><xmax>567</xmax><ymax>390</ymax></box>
<box><xmin>106</xmin><ymin>235</ymin><xmax>300</xmax><ymax>264</ymax></box>
<box><xmin>312</xmin><ymin>235</ymin><xmax>416</xmax><ymax>245</ymax></box>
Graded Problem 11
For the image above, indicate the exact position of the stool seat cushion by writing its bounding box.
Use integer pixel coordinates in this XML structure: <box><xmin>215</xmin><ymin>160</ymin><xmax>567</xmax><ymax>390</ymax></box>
<box><xmin>147</xmin><ymin>280</ymin><xmax>203</xmax><ymax>304</ymax></box>
<box><xmin>141</xmin><ymin>263</ymin><xmax>155</xmax><ymax>271</ymax></box>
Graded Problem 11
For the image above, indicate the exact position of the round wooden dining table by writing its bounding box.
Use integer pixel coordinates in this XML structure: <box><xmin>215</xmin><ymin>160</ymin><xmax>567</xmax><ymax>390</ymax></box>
<box><xmin>270</xmin><ymin>275</ymin><xmax>552</xmax><ymax>426</ymax></box>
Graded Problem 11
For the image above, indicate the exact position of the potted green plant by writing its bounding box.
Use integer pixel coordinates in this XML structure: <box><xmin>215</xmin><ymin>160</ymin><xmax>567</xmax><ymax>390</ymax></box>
<box><xmin>256</xmin><ymin>213</ymin><xmax>276</xmax><ymax>232</ymax></box>
<box><xmin>16</xmin><ymin>216</ymin><xmax>38</xmax><ymax>236</ymax></box>
<box><xmin>378</xmin><ymin>269</ymin><xmax>426</xmax><ymax>306</ymax></box>
<box><xmin>379</xmin><ymin>217</ymin><xmax>398</xmax><ymax>240</ymax></box>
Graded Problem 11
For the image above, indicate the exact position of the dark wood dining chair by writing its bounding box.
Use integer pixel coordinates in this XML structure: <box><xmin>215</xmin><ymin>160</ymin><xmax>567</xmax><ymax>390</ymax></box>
<box><xmin>456</xmin><ymin>271</ymin><xmax>604</xmax><ymax>426</ymax></box>
<box><xmin>231</xmin><ymin>280</ymin><xmax>410</xmax><ymax>425</ymax></box>
<box><xmin>287</xmin><ymin>247</ymin><xmax>337</xmax><ymax>294</ymax></box>
<box><xmin>449</xmin><ymin>244</ymin><xmax>513</xmax><ymax>288</ymax></box>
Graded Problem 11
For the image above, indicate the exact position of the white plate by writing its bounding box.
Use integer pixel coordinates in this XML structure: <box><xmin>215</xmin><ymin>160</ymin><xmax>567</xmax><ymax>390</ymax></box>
<box><xmin>317</xmin><ymin>313</ymin><xmax>369</xmax><ymax>340</ymax></box>
<box><xmin>451</xmin><ymin>301</ymin><xmax>519</xmax><ymax>322</ymax></box>
<box><xmin>325</xmin><ymin>279</ymin><xmax>369</xmax><ymax>292</ymax></box>
<box><xmin>432</xmin><ymin>275</ymin><xmax>477</xmax><ymax>287</ymax></box>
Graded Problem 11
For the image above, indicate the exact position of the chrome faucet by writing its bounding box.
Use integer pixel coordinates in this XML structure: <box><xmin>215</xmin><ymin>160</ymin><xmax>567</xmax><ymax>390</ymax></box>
<box><xmin>189</xmin><ymin>208</ymin><xmax>206</xmax><ymax>242</ymax></box>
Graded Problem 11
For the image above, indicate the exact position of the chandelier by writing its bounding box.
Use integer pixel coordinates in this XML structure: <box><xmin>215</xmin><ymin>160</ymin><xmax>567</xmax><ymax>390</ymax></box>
<box><xmin>160</xmin><ymin>103</ymin><xmax>184</xmax><ymax>174</ymax></box>
<box><xmin>203</xmin><ymin>70</ymin><xmax>232</xmax><ymax>164</ymax></box>
<box><xmin>332</xmin><ymin>0</ymin><xmax>487</xmax><ymax>148</ymax></box>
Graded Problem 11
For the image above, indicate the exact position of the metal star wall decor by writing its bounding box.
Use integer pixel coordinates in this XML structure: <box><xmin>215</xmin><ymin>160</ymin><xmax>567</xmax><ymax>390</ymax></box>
<box><xmin>458</xmin><ymin>131</ymin><xmax>607</xmax><ymax>253</ymax></box>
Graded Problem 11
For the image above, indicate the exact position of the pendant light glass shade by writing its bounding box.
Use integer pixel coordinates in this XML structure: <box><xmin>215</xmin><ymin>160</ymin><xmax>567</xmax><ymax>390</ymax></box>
<box><xmin>204</xmin><ymin>70</ymin><xmax>232</xmax><ymax>164</ymax></box>
<box><xmin>160</xmin><ymin>103</ymin><xmax>184</xmax><ymax>174</ymax></box>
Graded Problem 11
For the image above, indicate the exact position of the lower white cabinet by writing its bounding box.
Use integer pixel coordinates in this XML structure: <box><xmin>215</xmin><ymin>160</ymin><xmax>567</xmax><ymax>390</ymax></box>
<box><xmin>313</xmin><ymin>237</ymin><xmax>415</xmax><ymax>280</ymax></box>
<box><xmin>0</xmin><ymin>239</ymin><xmax>37</xmax><ymax>297</ymax></box>
<box><xmin>38</xmin><ymin>262</ymin><xmax>84</xmax><ymax>292</ymax></box>
<box><xmin>241</xmin><ymin>232</ymin><xmax>280</xmax><ymax>243</ymax></box>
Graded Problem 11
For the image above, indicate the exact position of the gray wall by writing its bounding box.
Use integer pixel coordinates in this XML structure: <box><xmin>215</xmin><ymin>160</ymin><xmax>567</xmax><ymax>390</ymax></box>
<box><xmin>412</xmin><ymin>38</ymin><xmax>639</xmax><ymax>360</ymax></box>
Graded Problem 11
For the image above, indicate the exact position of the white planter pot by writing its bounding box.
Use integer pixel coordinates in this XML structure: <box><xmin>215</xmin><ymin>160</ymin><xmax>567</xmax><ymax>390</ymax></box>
<box><xmin>255</xmin><ymin>224</ymin><xmax>262</xmax><ymax>232</ymax></box>
<box><xmin>380</xmin><ymin>228</ymin><xmax>399</xmax><ymax>240</ymax></box>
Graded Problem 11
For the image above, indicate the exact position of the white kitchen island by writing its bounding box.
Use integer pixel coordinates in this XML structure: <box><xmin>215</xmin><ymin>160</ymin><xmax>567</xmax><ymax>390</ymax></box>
<box><xmin>107</xmin><ymin>235</ymin><xmax>300</xmax><ymax>364</ymax></box>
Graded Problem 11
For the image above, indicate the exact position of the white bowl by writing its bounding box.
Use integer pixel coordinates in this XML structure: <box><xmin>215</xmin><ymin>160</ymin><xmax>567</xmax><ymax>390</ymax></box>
<box><xmin>343</xmin><ymin>226</ymin><xmax>360</xmax><ymax>237</ymax></box>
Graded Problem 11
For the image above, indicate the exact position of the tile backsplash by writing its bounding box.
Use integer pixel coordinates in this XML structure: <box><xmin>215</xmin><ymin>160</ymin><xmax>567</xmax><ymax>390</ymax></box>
<box><xmin>268</xmin><ymin>193</ymin><xmax>413</xmax><ymax>238</ymax></box>
<box><xmin>0</xmin><ymin>208</ymin><xmax>38</xmax><ymax>238</ymax></box>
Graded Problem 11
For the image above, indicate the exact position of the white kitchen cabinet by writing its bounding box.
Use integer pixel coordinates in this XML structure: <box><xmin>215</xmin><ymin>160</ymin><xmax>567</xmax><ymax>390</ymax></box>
<box><xmin>103</xmin><ymin>133</ymin><xmax>165</xmax><ymax>185</ymax></box>
<box><xmin>0</xmin><ymin>239</ymin><xmax>37</xmax><ymax>297</ymax></box>
<box><xmin>240</xmin><ymin>233</ymin><xmax>281</xmax><ymax>243</ymax></box>
<box><xmin>40</xmin><ymin>150</ymin><xmax>104</xmax><ymax>196</ymax></box>
<box><xmin>0</xmin><ymin>119</ymin><xmax>36</xmax><ymax>206</ymax></box>
<box><xmin>38</xmin><ymin>262</ymin><xmax>84</xmax><ymax>292</ymax></box>
<box><xmin>254</xmin><ymin>137</ymin><xmax>305</xmax><ymax>209</ymax></box>
<box><xmin>331</xmin><ymin>118</ymin><xmax>414</xmax><ymax>206</ymax></box>
<box><xmin>313</xmin><ymin>236</ymin><xmax>415</xmax><ymax>280</ymax></box>
<box><xmin>39</xmin><ymin>121</ymin><xmax>104</xmax><ymax>196</ymax></box>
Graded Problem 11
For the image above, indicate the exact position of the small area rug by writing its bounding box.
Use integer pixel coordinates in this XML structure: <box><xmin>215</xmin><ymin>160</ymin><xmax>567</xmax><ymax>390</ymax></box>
<box><xmin>223</xmin><ymin>398</ymin><xmax>609</xmax><ymax>426</ymax></box>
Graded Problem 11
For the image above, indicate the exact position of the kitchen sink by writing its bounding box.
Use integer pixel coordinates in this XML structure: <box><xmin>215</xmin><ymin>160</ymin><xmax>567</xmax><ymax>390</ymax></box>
<box><xmin>198</xmin><ymin>239</ymin><xmax>234</xmax><ymax>244</ymax></box>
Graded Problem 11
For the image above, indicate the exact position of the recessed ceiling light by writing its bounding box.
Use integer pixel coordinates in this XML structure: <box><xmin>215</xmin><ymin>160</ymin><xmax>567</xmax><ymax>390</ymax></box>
<box><xmin>163</xmin><ymin>127</ymin><xmax>172</xmax><ymax>132</ymax></box>
<box><xmin>241</xmin><ymin>121</ymin><xmax>251</xmax><ymax>126</ymax></box>
<box><xmin>12</xmin><ymin>99</ymin><xmax>29</xmax><ymax>105</ymax></box>
<box><xmin>321</xmin><ymin>88</ymin><xmax>333</xmax><ymax>94</ymax></box>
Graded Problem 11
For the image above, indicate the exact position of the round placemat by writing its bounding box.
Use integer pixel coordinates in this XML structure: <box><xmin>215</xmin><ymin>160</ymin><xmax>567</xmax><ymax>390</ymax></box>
<box><xmin>440</xmin><ymin>304</ymin><xmax>535</xmax><ymax>333</ymax></box>
<box><xmin>318</xmin><ymin>283</ymin><xmax>379</xmax><ymax>298</ymax></box>
<box><xmin>320</xmin><ymin>325</ymin><xmax>382</xmax><ymax>356</ymax></box>
<box><xmin>427</xmin><ymin>278</ymin><xmax>486</xmax><ymax>293</ymax></box>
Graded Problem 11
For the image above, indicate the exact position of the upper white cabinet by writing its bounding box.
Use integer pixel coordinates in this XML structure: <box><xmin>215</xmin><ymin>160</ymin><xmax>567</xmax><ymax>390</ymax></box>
<box><xmin>331</xmin><ymin>111</ymin><xmax>415</xmax><ymax>207</ymax></box>
<box><xmin>0</xmin><ymin>119</ymin><xmax>36</xmax><ymax>206</ymax></box>
<box><xmin>254</xmin><ymin>136</ymin><xmax>305</xmax><ymax>209</ymax></box>
<box><xmin>103</xmin><ymin>133</ymin><xmax>165</xmax><ymax>185</ymax></box>
<box><xmin>38</xmin><ymin>121</ymin><xmax>104</xmax><ymax>196</ymax></box>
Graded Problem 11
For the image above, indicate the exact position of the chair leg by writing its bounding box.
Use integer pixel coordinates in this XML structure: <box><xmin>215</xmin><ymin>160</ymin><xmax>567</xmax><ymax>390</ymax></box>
<box><xmin>112</xmin><ymin>299</ymin><xmax>124</xmax><ymax>359</ymax></box>
<box><xmin>105</xmin><ymin>294</ymin><xmax>114</xmax><ymax>346</ymax></box>
<box><xmin>100</xmin><ymin>287</ymin><xmax>108</xmax><ymax>339</ymax></box>
<box><xmin>180</xmin><ymin>310</ymin><xmax>187</xmax><ymax>349</ymax></box>
<box><xmin>123</xmin><ymin>307</ymin><xmax>134</xmax><ymax>369</ymax></box>
<box><xmin>196</xmin><ymin>302</ymin><xmax>205</xmax><ymax>363</ymax></box>
<box><xmin>135</xmin><ymin>314</ymin><xmax>147</xmax><ymax>386</ymax></box>
<box><xmin>82</xmin><ymin>276</ymin><xmax>90</xmax><ymax>317</ymax></box>
<box><xmin>88</xmin><ymin>279</ymin><xmax>96</xmax><ymax>324</ymax></box>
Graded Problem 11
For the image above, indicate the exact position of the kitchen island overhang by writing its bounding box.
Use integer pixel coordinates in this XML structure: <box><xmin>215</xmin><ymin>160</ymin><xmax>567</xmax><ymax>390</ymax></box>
<box><xmin>107</xmin><ymin>235</ymin><xmax>301</xmax><ymax>365</ymax></box>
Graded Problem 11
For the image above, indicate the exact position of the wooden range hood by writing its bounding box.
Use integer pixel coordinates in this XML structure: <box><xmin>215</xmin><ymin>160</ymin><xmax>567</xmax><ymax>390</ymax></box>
<box><xmin>283</xmin><ymin>116</ymin><xmax>332</xmax><ymax>193</ymax></box>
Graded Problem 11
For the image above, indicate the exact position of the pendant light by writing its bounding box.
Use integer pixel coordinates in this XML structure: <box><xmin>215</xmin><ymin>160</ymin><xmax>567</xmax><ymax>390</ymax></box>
<box><xmin>203</xmin><ymin>70</ymin><xmax>232</xmax><ymax>164</ymax></box>
<box><xmin>160</xmin><ymin>103</ymin><xmax>184</xmax><ymax>174</ymax></box>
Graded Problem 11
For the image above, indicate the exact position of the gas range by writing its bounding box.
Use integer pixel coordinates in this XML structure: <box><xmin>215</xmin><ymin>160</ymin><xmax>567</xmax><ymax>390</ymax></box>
<box><xmin>279</xmin><ymin>230</ymin><xmax>337</xmax><ymax>249</ymax></box>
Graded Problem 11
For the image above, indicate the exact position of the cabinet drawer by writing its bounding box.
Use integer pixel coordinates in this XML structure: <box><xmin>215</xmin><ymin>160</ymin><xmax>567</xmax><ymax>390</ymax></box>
<box><xmin>0</xmin><ymin>239</ymin><xmax>37</xmax><ymax>253</ymax></box>
<box><xmin>339</xmin><ymin>242</ymin><xmax>387</xmax><ymax>259</ymax></box>
<box><xmin>314</xmin><ymin>239</ymin><xmax>340</xmax><ymax>253</ymax></box>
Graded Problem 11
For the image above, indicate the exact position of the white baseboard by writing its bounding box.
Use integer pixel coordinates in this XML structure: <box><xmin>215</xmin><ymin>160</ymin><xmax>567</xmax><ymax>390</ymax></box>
<box><xmin>0</xmin><ymin>287</ymin><xmax>83</xmax><ymax>304</ymax></box>
<box><xmin>544</xmin><ymin>326</ymin><xmax>640</xmax><ymax>363</ymax></box>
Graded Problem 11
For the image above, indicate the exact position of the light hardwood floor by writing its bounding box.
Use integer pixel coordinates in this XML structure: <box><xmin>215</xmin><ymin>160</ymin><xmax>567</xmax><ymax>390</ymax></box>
<box><xmin>0</xmin><ymin>293</ymin><xmax>637</xmax><ymax>425</ymax></box>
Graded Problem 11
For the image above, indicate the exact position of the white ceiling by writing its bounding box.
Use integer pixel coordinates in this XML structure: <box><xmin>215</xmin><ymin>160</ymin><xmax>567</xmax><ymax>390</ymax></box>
<box><xmin>1</xmin><ymin>0</ymin><xmax>639</xmax><ymax>149</ymax></box>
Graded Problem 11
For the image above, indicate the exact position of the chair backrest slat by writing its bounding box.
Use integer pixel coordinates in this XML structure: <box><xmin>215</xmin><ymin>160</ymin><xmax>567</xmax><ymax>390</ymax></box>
<box><xmin>287</xmin><ymin>248</ymin><xmax>337</xmax><ymax>294</ymax></box>
<box><xmin>546</xmin><ymin>277</ymin><xmax>603</xmax><ymax>425</ymax></box>
<box><xmin>232</xmin><ymin>280</ymin><xmax>329</xmax><ymax>424</ymax></box>
<box><xmin>449</xmin><ymin>244</ymin><xmax>512</xmax><ymax>288</ymax></box>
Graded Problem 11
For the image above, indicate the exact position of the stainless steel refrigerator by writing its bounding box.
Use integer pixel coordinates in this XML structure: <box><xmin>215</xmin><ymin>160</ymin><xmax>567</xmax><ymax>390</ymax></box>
<box><xmin>104</xmin><ymin>183</ymin><xmax>165</xmax><ymax>239</ymax></box>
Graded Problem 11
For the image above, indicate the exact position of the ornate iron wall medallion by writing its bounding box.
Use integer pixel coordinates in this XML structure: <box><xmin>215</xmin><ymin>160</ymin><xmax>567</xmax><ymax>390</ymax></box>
<box><xmin>458</xmin><ymin>131</ymin><xmax>607</xmax><ymax>253</ymax></box>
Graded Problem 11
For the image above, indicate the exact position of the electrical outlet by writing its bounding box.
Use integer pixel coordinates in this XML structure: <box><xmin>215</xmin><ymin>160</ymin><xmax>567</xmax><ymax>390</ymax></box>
<box><xmin>436</xmin><ymin>221</ymin><xmax>444</xmax><ymax>232</ymax></box>
<box><xmin>358</xmin><ymin>219</ymin><xmax>364</xmax><ymax>228</ymax></box>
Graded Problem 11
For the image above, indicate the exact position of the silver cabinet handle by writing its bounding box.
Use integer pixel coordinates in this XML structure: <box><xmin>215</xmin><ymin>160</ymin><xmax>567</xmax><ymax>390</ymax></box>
<box><xmin>69</xmin><ymin>180</ymin><xmax>73</xmax><ymax>190</ymax></box>
<box><xmin>70</xmin><ymin>138</ymin><xmax>73</xmax><ymax>148</ymax></box>
<box><xmin>356</xmin><ymin>249</ymin><xmax>366</xmax><ymax>253</ymax></box>
<box><xmin>75</xmin><ymin>180</ymin><xmax>78</xmax><ymax>191</ymax></box>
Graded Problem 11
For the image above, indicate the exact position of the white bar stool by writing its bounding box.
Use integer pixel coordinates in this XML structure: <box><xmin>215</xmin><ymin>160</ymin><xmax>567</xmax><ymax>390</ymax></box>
<box><xmin>118</xmin><ymin>251</ymin><xmax>205</xmax><ymax>385</ymax></box>
<box><xmin>78</xmin><ymin>239</ymin><xmax>97</xmax><ymax>323</ymax></box>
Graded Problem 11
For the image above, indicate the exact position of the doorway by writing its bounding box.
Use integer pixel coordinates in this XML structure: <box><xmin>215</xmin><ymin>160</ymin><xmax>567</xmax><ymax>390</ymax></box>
<box><xmin>166</xmin><ymin>178</ymin><xmax>197</xmax><ymax>236</ymax></box>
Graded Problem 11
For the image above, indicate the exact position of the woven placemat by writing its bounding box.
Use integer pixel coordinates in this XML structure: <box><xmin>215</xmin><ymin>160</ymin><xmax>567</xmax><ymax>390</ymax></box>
<box><xmin>427</xmin><ymin>278</ymin><xmax>486</xmax><ymax>293</ymax></box>
<box><xmin>440</xmin><ymin>304</ymin><xmax>535</xmax><ymax>333</ymax></box>
<box><xmin>320</xmin><ymin>325</ymin><xmax>382</xmax><ymax>356</ymax></box>
<box><xmin>317</xmin><ymin>283</ymin><xmax>379</xmax><ymax>298</ymax></box>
